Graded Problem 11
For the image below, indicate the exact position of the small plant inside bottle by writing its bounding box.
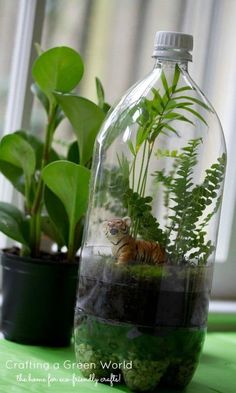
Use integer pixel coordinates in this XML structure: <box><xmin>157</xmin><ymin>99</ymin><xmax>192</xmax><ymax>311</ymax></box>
<box><xmin>101</xmin><ymin>66</ymin><xmax>225</xmax><ymax>267</ymax></box>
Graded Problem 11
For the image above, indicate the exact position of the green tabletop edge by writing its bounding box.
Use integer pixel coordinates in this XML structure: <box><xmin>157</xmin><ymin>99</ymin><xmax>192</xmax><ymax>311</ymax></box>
<box><xmin>0</xmin><ymin>332</ymin><xmax>236</xmax><ymax>393</ymax></box>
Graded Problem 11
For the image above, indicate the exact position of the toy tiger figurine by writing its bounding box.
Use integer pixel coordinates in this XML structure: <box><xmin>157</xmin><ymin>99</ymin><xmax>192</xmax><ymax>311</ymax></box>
<box><xmin>103</xmin><ymin>217</ymin><xmax>166</xmax><ymax>265</ymax></box>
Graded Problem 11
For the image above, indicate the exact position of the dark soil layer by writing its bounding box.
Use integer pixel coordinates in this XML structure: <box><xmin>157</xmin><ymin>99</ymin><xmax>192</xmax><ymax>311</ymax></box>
<box><xmin>77</xmin><ymin>256</ymin><xmax>212</xmax><ymax>327</ymax></box>
<box><xmin>78</xmin><ymin>276</ymin><xmax>209</xmax><ymax>327</ymax></box>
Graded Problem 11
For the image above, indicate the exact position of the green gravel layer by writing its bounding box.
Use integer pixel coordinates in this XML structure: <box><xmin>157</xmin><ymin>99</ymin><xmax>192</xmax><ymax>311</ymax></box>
<box><xmin>74</xmin><ymin>314</ymin><xmax>206</xmax><ymax>392</ymax></box>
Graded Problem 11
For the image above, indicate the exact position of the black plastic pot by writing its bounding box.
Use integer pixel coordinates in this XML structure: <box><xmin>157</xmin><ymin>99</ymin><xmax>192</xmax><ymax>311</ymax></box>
<box><xmin>1</xmin><ymin>251</ymin><xmax>79</xmax><ymax>347</ymax></box>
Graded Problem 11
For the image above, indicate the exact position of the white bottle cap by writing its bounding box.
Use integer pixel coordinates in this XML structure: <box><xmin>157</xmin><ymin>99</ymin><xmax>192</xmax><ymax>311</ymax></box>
<box><xmin>153</xmin><ymin>31</ymin><xmax>193</xmax><ymax>61</ymax></box>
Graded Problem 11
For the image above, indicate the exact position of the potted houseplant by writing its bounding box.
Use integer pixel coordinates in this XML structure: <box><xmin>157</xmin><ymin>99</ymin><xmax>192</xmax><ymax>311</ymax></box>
<box><xmin>0</xmin><ymin>46</ymin><xmax>110</xmax><ymax>346</ymax></box>
<box><xmin>74</xmin><ymin>32</ymin><xmax>226</xmax><ymax>391</ymax></box>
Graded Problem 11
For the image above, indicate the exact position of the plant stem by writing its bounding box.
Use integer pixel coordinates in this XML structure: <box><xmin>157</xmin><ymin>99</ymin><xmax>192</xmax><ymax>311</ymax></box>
<box><xmin>130</xmin><ymin>70</ymin><xmax>179</xmax><ymax>239</ymax></box>
<box><xmin>136</xmin><ymin>140</ymin><xmax>147</xmax><ymax>195</ymax></box>
<box><xmin>138</xmin><ymin>82</ymin><xmax>176</xmax><ymax>199</ymax></box>
<box><xmin>67</xmin><ymin>223</ymin><xmax>75</xmax><ymax>262</ymax></box>
<box><xmin>133</xmin><ymin>142</ymin><xmax>154</xmax><ymax>238</ymax></box>
<box><xmin>131</xmin><ymin>140</ymin><xmax>148</xmax><ymax>238</ymax></box>
<box><xmin>30</xmin><ymin>212</ymin><xmax>41</xmax><ymax>256</ymax></box>
<box><xmin>130</xmin><ymin>153</ymin><xmax>137</xmax><ymax>236</ymax></box>
<box><xmin>132</xmin><ymin>154</ymin><xmax>136</xmax><ymax>191</ymax></box>
<box><xmin>30</xmin><ymin>104</ymin><xmax>57</xmax><ymax>257</ymax></box>
<box><xmin>25</xmin><ymin>177</ymin><xmax>32</xmax><ymax>212</ymax></box>
<box><xmin>140</xmin><ymin>142</ymin><xmax>154</xmax><ymax>197</ymax></box>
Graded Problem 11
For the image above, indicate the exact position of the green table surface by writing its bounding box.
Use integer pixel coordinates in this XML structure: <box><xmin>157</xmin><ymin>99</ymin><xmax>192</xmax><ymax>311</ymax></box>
<box><xmin>0</xmin><ymin>333</ymin><xmax>235</xmax><ymax>393</ymax></box>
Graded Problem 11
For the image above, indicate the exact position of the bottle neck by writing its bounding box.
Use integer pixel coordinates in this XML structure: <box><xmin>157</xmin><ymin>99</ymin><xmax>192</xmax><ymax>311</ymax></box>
<box><xmin>153</xmin><ymin>58</ymin><xmax>189</xmax><ymax>72</ymax></box>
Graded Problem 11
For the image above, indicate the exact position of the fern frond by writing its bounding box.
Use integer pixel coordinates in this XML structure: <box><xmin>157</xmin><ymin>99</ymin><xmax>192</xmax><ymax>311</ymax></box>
<box><xmin>129</xmin><ymin>65</ymin><xmax>209</xmax><ymax>149</ymax></box>
<box><xmin>123</xmin><ymin>188</ymin><xmax>167</xmax><ymax>245</ymax></box>
<box><xmin>156</xmin><ymin>141</ymin><xmax>226</xmax><ymax>265</ymax></box>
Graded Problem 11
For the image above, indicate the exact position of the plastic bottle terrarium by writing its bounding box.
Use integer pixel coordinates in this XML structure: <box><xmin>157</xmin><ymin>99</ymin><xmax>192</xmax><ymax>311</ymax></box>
<box><xmin>74</xmin><ymin>32</ymin><xmax>226</xmax><ymax>391</ymax></box>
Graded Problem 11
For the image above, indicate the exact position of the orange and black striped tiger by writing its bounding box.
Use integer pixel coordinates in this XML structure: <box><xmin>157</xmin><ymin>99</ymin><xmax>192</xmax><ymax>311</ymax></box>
<box><xmin>103</xmin><ymin>217</ymin><xmax>166</xmax><ymax>265</ymax></box>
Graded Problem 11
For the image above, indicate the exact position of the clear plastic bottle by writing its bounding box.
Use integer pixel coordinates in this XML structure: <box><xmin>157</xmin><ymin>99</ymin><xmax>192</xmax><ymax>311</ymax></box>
<box><xmin>74</xmin><ymin>31</ymin><xmax>226</xmax><ymax>391</ymax></box>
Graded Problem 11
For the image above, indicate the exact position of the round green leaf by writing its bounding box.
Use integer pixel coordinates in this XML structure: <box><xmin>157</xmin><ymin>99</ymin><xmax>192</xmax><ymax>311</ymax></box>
<box><xmin>54</xmin><ymin>93</ymin><xmax>105</xmax><ymax>165</ymax></box>
<box><xmin>16</xmin><ymin>130</ymin><xmax>60</xmax><ymax>168</ymax></box>
<box><xmin>0</xmin><ymin>161</ymin><xmax>24</xmax><ymax>194</ymax></box>
<box><xmin>32</xmin><ymin>47</ymin><xmax>84</xmax><ymax>95</ymax></box>
<box><xmin>41</xmin><ymin>215</ymin><xmax>65</xmax><ymax>248</ymax></box>
<box><xmin>42</xmin><ymin>161</ymin><xmax>90</xmax><ymax>233</ymax></box>
<box><xmin>44</xmin><ymin>186</ymin><xmax>69</xmax><ymax>246</ymax></box>
<box><xmin>0</xmin><ymin>202</ymin><xmax>29</xmax><ymax>245</ymax></box>
<box><xmin>67</xmin><ymin>140</ymin><xmax>80</xmax><ymax>164</ymax></box>
<box><xmin>0</xmin><ymin>133</ymin><xmax>36</xmax><ymax>180</ymax></box>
